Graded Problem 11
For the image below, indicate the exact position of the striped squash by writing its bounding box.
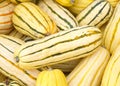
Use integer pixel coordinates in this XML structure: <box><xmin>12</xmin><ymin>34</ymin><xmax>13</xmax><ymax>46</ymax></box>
<box><xmin>101</xmin><ymin>45</ymin><xmax>120</xmax><ymax>86</ymax></box>
<box><xmin>14</xmin><ymin>26</ymin><xmax>102</xmax><ymax>69</ymax></box>
<box><xmin>103</xmin><ymin>2</ymin><xmax>120</xmax><ymax>54</ymax></box>
<box><xmin>0</xmin><ymin>0</ymin><xmax>15</xmax><ymax>34</ymax></box>
<box><xmin>12</xmin><ymin>2</ymin><xmax>58</xmax><ymax>39</ymax></box>
<box><xmin>67</xmin><ymin>47</ymin><xmax>110</xmax><ymax>86</ymax></box>
<box><xmin>37</xmin><ymin>0</ymin><xmax>78</xmax><ymax>31</ymax></box>
<box><xmin>10</xmin><ymin>0</ymin><xmax>32</xmax><ymax>4</ymax></box>
<box><xmin>76</xmin><ymin>0</ymin><xmax>113</xmax><ymax>28</ymax></box>
<box><xmin>0</xmin><ymin>35</ymin><xmax>40</xmax><ymax>86</ymax></box>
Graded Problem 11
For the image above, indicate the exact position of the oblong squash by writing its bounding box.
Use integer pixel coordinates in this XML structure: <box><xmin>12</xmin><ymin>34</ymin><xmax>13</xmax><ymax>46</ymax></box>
<box><xmin>12</xmin><ymin>2</ymin><xmax>58</xmax><ymax>39</ymax></box>
<box><xmin>14</xmin><ymin>25</ymin><xmax>102</xmax><ymax>69</ymax></box>
<box><xmin>0</xmin><ymin>35</ymin><xmax>40</xmax><ymax>86</ymax></box>
<box><xmin>38</xmin><ymin>0</ymin><xmax>78</xmax><ymax>31</ymax></box>
<box><xmin>101</xmin><ymin>45</ymin><xmax>120</xmax><ymax>86</ymax></box>
<box><xmin>76</xmin><ymin>0</ymin><xmax>113</xmax><ymax>28</ymax></box>
<box><xmin>103</xmin><ymin>2</ymin><xmax>120</xmax><ymax>54</ymax></box>
<box><xmin>67</xmin><ymin>47</ymin><xmax>110</xmax><ymax>86</ymax></box>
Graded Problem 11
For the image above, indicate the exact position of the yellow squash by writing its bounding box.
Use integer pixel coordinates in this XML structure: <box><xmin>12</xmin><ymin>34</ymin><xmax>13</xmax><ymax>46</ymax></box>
<box><xmin>36</xmin><ymin>69</ymin><xmax>68</xmax><ymax>86</ymax></box>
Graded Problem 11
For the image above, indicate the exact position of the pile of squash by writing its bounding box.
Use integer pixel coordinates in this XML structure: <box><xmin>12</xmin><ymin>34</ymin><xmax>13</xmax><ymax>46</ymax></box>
<box><xmin>0</xmin><ymin>0</ymin><xmax>120</xmax><ymax>86</ymax></box>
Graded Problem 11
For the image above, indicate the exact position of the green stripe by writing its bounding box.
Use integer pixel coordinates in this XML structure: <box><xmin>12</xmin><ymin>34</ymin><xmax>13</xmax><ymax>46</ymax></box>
<box><xmin>17</xmin><ymin>26</ymin><xmax>93</xmax><ymax>56</ymax></box>
<box><xmin>21</xmin><ymin>4</ymin><xmax>48</xmax><ymax>32</ymax></box>
<box><xmin>78</xmin><ymin>0</ymin><xmax>105</xmax><ymax>23</ymax></box>
<box><xmin>21</xmin><ymin>30</ymin><xmax>101</xmax><ymax>57</ymax></box>
<box><xmin>43</xmin><ymin>0</ymin><xmax>74</xmax><ymax>28</ymax></box>
<box><xmin>0</xmin><ymin>43</ymin><xmax>13</xmax><ymax>53</ymax></box>
<box><xmin>24</xmin><ymin>38</ymin><xmax>34</xmax><ymax>42</ymax></box>
<box><xmin>22</xmin><ymin>36</ymin><xmax>101</xmax><ymax>63</ymax></box>
<box><xmin>95</xmin><ymin>3</ymin><xmax>112</xmax><ymax>26</ymax></box>
<box><xmin>35</xmin><ymin>41</ymin><xmax>100</xmax><ymax>68</ymax></box>
<box><xmin>57</xmin><ymin>26</ymin><xmax>64</xmax><ymax>31</ymax></box>
<box><xmin>14</xmin><ymin>12</ymin><xmax>47</xmax><ymax>36</ymax></box>
<box><xmin>88</xmin><ymin>2</ymin><xmax>108</xmax><ymax>25</ymax></box>
<box><xmin>0</xmin><ymin>36</ymin><xmax>22</xmax><ymax>45</ymax></box>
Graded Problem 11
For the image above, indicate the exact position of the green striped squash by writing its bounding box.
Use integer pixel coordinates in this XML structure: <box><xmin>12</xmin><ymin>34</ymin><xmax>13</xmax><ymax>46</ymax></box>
<box><xmin>0</xmin><ymin>35</ymin><xmax>40</xmax><ymax>86</ymax></box>
<box><xmin>14</xmin><ymin>25</ymin><xmax>102</xmax><ymax>69</ymax></box>
<box><xmin>37</xmin><ymin>0</ymin><xmax>78</xmax><ymax>31</ymax></box>
<box><xmin>12</xmin><ymin>2</ymin><xmax>58</xmax><ymax>39</ymax></box>
<box><xmin>76</xmin><ymin>0</ymin><xmax>113</xmax><ymax>28</ymax></box>
<box><xmin>67</xmin><ymin>47</ymin><xmax>110</xmax><ymax>86</ymax></box>
<box><xmin>0</xmin><ymin>0</ymin><xmax>15</xmax><ymax>34</ymax></box>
